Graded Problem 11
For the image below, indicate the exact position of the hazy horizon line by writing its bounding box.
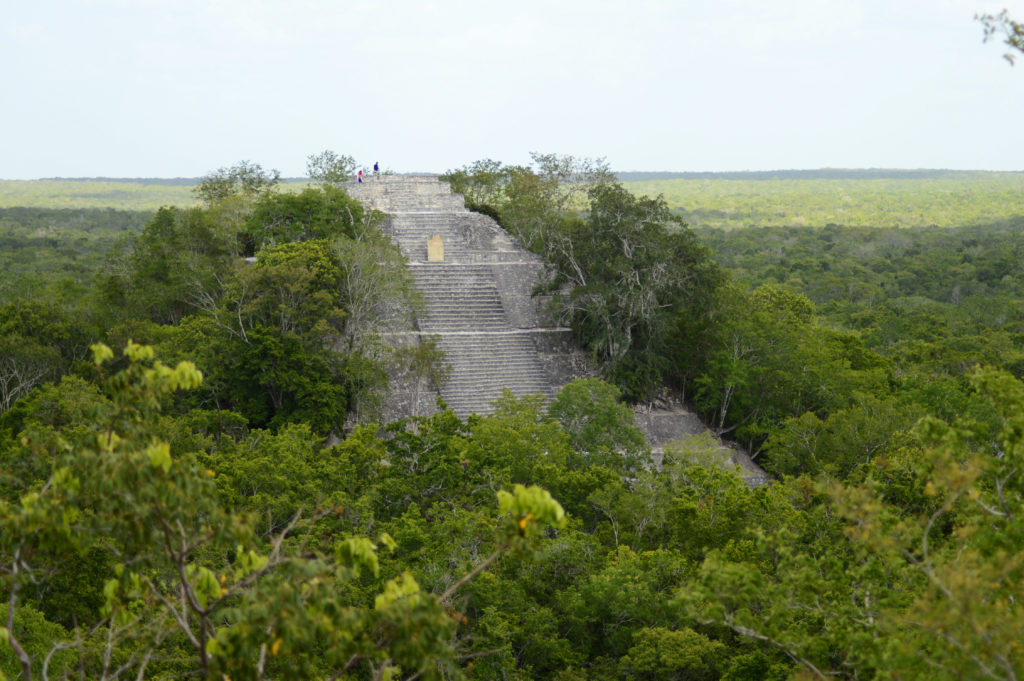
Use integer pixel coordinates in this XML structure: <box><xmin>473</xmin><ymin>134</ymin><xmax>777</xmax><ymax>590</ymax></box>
<box><xmin>6</xmin><ymin>167</ymin><xmax>1022</xmax><ymax>183</ymax></box>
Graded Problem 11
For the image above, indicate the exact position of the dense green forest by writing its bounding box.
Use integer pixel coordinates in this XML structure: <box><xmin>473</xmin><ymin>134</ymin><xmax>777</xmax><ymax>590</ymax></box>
<box><xmin>622</xmin><ymin>171</ymin><xmax>1024</xmax><ymax>230</ymax></box>
<box><xmin>2</xmin><ymin>157</ymin><xmax>1023</xmax><ymax>680</ymax></box>
<box><xmin>0</xmin><ymin>207</ymin><xmax>152</xmax><ymax>303</ymax></box>
<box><xmin>0</xmin><ymin>179</ymin><xmax>199</xmax><ymax>210</ymax></box>
<box><xmin>0</xmin><ymin>179</ymin><xmax>310</xmax><ymax>211</ymax></box>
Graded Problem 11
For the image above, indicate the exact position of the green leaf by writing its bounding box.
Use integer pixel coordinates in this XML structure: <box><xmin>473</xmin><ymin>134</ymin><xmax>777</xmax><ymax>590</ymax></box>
<box><xmin>374</xmin><ymin>571</ymin><xmax>421</xmax><ymax>610</ymax></box>
<box><xmin>90</xmin><ymin>342</ymin><xmax>114</xmax><ymax>365</ymax></box>
<box><xmin>335</xmin><ymin>536</ymin><xmax>379</xmax><ymax>578</ymax></box>
<box><xmin>146</xmin><ymin>441</ymin><xmax>172</xmax><ymax>473</ymax></box>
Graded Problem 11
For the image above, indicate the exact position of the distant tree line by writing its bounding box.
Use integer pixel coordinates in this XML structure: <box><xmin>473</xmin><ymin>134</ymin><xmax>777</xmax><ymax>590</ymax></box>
<box><xmin>615</xmin><ymin>169</ymin><xmax>1021</xmax><ymax>182</ymax></box>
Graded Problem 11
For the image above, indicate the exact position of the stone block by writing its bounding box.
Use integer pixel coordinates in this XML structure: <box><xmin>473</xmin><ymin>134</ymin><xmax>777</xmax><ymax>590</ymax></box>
<box><xmin>427</xmin><ymin>234</ymin><xmax>444</xmax><ymax>262</ymax></box>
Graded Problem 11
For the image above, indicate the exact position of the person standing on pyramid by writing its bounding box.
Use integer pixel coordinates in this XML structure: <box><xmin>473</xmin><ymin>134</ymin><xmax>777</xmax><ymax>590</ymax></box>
<box><xmin>373</xmin><ymin>161</ymin><xmax>380</xmax><ymax>179</ymax></box>
<box><xmin>357</xmin><ymin>169</ymin><xmax>363</xmax><ymax>183</ymax></box>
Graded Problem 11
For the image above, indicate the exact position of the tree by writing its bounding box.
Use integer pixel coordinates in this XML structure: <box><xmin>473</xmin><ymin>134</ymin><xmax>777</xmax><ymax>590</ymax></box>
<box><xmin>548</xmin><ymin>378</ymin><xmax>648</xmax><ymax>473</ymax></box>
<box><xmin>441</xmin><ymin>153</ymin><xmax>614</xmax><ymax>250</ymax></box>
<box><xmin>113</xmin><ymin>206</ymin><xmax>239</xmax><ymax>325</ymax></box>
<box><xmin>306</xmin><ymin>150</ymin><xmax>357</xmax><ymax>186</ymax></box>
<box><xmin>530</xmin><ymin>152</ymin><xmax>616</xmax><ymax>214</ymax></box>
<box><xmin>244</xmin><ymin>185</ymin><xmax>362</xmax><ymax>248</ymax></box>
<box><xmin>0</xmin><ymin>299</ymin><xmax>95</xmax><ymax>413</ymax></box>
<box><xmin>543</xmin><ymin>184</ymin><xmax>721</xmax><ymax>400</ymax></box>
<box><xmin>439</xmin><ymin>158</ymin><xmax>513</xmax><ymax>209</ymax></box>
<box><xmin>331</xmin><ymin>227</ymin><xmax>423</xmax><ymax>352</ymax></box>
<box><xmin>176</xmin><ymin>240</ymin><xmax>360</xmax><ymax>433</ymax></box>
<box><xmin>0</xmin><ymin>336</ymin><xmax>60</xmax><ymax>413</ymax></box>
<box><xmin>391</xmin><ymin>336</ymin><xmax>451</xmax><ymax>418</ymax></box>
<box><xmin>618</xmin><ymin>627</ymin><xmax>725</xmax><ymax>681</ymax></box>
<box><xmin>688</xmin><ymin>283</ymin><xmax>891</xmax><ymax>454</ymax></box>
<box><xmin>978</xmin><ymin>9</ymin><xmax>1024</xmax><ymax>65</ymax></box>
<box><xmin>193</xmin><ymin>161</ymin><xmax>281</xmax><ymax>205</ymax></box>
<box><xmin>762</xmin><ymin>393</ymin><xmax>920</xmax><ymax>478</ymax></box>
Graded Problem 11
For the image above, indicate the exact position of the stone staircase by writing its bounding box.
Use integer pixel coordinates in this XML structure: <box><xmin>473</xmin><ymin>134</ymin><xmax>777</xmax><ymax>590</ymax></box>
<box><xmin>346</xmin><ymin>175</ymin><xmax>564</xmax><ymax>417</ymax></box>
<box><xmin>433</xmin><ymin>332</ymin><xmax>554</xmax><ymax>415</ymax></box>
<box><xmin>410</xmin><ymin>264</ymin><xmax>508</xmax><ymax>331</ymax></box>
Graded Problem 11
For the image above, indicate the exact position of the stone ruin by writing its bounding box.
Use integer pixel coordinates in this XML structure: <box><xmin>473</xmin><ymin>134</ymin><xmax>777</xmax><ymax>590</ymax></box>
<box><xmin>344</xmin><ymin>175</ymin><xmax>767</xmax><ymax>484</ymax></box>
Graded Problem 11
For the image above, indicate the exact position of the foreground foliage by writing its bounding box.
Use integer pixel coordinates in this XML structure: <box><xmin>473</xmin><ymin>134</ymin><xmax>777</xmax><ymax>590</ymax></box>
<box><xmin>1</xmin><ymin>344</ymin><xmax>567</xmax><ymax>680</ymax></box>
<box><xmin>6</xmin><ymin>341</ymin><xmax>1022</xmax><ymax>679</ymax></box>
<box><xmin>682</xmin><ymin>367</ymin><xmax>1024</xmax><ymax>681</ymax></box>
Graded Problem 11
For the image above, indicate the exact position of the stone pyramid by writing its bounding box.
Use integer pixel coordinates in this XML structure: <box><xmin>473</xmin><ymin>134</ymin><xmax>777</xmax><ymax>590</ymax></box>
<box><xmin>344</xmin><ymin>174</ymin><xmax>768</xmax><ymax>484</ymax></box>
<box><xmin>345</xmin><ymin>175</ymin><xmax>585</xmax><ymax>419</ymax></box>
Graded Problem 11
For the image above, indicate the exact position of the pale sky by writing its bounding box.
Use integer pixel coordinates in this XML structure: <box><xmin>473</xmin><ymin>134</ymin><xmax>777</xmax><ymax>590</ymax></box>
<box><xmin>2</xmin><ymin>0</ymin><xmax>1022</xmax><ymax>178</ymax></box>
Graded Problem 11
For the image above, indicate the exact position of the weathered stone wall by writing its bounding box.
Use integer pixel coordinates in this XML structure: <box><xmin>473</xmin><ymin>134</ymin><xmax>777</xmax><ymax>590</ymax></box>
<box><xmin>490</xmin><ymin>262</ymin><xmax>545</xmax><ymax>329</ymax></box>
